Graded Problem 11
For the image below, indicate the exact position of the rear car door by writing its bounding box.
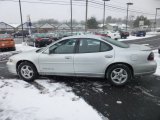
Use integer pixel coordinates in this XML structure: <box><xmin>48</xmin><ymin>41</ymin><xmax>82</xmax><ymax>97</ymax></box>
<box><xmin>74</xmin><ymin>38</ymin><xmax>114</xmax><ymax>77</ymax></box>
<box><xmin>38</xmin><ymin>39</ymin><xmax>77</xmax><ymax>75</ymax></box>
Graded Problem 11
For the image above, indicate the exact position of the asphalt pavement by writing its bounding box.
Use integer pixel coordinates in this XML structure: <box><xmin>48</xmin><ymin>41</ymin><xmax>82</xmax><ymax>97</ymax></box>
<box><xmin>0</xmin><ymin>35</ymin><xmax>160</xmax><ymax>120</ymax></box>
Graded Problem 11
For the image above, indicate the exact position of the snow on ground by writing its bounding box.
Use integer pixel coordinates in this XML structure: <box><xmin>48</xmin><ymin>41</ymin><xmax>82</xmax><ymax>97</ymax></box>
<box><xmin>0</xmin><ymin>44</ymin><xmax>37</xmax><ymax>61</ymax></box>
<box><xmin>119</xmin><ymin>34</ymin><xmax>155</xmax><ymax>42</ymax></box>
<box><xmin>15</xmin><ymin>44</ymin><xmax>37</xmax><ymax>52</ymax></box>
<box><xmin>0</xmin><ymin>79</ymin><xmax>105</xmax><ymax>120</ymax></box>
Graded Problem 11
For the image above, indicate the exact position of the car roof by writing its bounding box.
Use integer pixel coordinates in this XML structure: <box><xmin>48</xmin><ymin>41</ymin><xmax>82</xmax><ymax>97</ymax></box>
<box><xmin>62</xmin><ymin>35</ymin><xmax>102</xmax><ymax>40</ymax></box>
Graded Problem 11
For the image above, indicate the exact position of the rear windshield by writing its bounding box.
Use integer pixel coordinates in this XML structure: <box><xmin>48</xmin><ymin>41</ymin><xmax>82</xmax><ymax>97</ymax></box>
<box><xmin>101</xmin><ymin>37</ymin><xmax>129</xmax><ymax>48</ymax></box>
<box><xmin>0</xmin><ymin>34</ymin><xmax>11</xmax><ymax>39</ymax></box>
<box><xmin>34</xmin><ymin>34</ymin><xmax>49</xmax><ymax>38</ymax></box>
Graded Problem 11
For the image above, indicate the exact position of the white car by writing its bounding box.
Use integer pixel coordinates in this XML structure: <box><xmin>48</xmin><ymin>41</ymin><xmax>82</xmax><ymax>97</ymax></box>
<box><xmin>106</xmin><ymin>31</ymin><xmax>121</xmax><ymax>40</ymax></box>
<box><xmin>97</xmin><ymin>31</ymin><xmax>121</xmax><ymax>40</ymax></box>
<box><xmin>7</xmin><ymin>35</ymin><xmax>157</xmax><ymax>86</ymax></box>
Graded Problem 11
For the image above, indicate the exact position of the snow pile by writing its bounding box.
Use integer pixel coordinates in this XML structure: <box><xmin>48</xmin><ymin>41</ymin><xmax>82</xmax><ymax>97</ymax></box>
<box><xmin>0</xmin><ymin>79</ymin><xmax>104</xmax><ymax>120</ymax></box>
<box><xmin>0</xmin><ymin>44</ymin><xmax>37</xmax><ymax>61</ymax></box>
<box><xmin>147</xmin><ymin>32</ymin><xmax>160</xmax><ymax>35</ymax></box>
<box><xmin>15</xmin><ymin>44</ymin><xmax>37</xmax><ymax>52</ymax></box>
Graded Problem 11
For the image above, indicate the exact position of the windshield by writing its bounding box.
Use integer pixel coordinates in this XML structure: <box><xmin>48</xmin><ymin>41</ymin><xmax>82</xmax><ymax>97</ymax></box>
<box><xmin>0</xmin><ymin>34</ymin><xmax>11</xmax><ymax>39</ymax></box>
<box><xmin>34</xmin><ymin>33</ymin><xmax>49</xmax><ymax>38</ymax></box>
<box><xmin>36</xmin><ymin>47</ymin><xmax>46</xmax><ymax>53</ymax></box>
<box><xmin>101</xmin><ymin>37</ymin><xmax>129</xmax><ymax>48</ymax></box>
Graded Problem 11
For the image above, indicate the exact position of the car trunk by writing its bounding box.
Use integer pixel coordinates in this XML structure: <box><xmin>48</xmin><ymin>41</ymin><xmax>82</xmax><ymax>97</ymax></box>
<box><xmin>129</xmin><ymin>44</ymin><xmax>151</xmax><ymax>51</ymax></box>
<box><xmin>0</xmin><ymin>38</ymin><xmax>15</xmax><ymax>48</ymax></box>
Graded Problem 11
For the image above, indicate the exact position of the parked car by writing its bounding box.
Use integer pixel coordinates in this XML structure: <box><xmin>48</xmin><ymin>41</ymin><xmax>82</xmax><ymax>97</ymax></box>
<box><xmin>7</xmin><ymin>35</ymin><xmax>157</xmax><ymax>86</ymax></box>
<box><xmin>47</xmin><ymin>33</ymin><xmax>60</xmax><ymax>41</ymax></box>
<box><xmin>96</xmin><ymin>31</ymin><xmax>120</xmax><ymax>40</ymax></box>
<box><xmin>119</xmin><ymin>30</ymin><xmax>129</xmax><ymax>39</ymax></box>
<box><xmin>105</xmin><ymin>31</ymin><xmax>121</xmax><ymax>40</ymax></box>
<box><xmin>95</xmin><ymin>31</ymin><xmax>109</xmax><ymax>37</ymax></box>
<box><xmin>131</xmin><ymin>30</ymin><xmax>146</xmax><ymax>37</ymax></box>
<box><xmin>13</xmin><ymin>31</ymin><xmax>29</xmax><ymax>38</ymax></box>
<box><xmin>0</xmin><ymin>34</ymin><xmax>15</xmax><ymax>51</ymax></box>
<box><xmin>27</xmin><ymin>33</ymin><xmax>53</xmax><ymax>47</ymax></box>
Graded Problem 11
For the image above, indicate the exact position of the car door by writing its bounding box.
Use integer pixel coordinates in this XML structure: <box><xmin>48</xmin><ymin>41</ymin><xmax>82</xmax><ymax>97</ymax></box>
<box><xmin>38</xmin><ymin>39</ymin><xmax>77</xmax><ymax>76</ymax></box>
<box><xmin>74</xmin><ymin>38</ymin><xmax>114</xmax><ymax>77</ymax></box>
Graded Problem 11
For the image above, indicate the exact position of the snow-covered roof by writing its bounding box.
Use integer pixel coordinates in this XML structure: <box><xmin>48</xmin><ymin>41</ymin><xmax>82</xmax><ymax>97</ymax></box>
<box><xmin>17</xmin><ymin>22</ymin><xmax>35</xmax><ymax>29</ymax></box>
<box><xmin>98</xmin><ymin>24</ymin><xmax>107</xmax><ymax>27</ymax></box>
<box><xmin>74</xmin><ymin>24</ymin><xmax>85</xmax><ymax>29</ymax></box>
<box><xmin>108</xmin><ymin>23</ymin><xmax>118</xmax><ymax>27</ymax></box>
<box><xmin>0</xmin><ymin>22</ymin><xmax>14</xmax><ymax>29</ymax></box>
<box><xmin>8</xmin><ymin>23</ymin><xmax>19</xmax><ymax>28</ymax></box>
<box><xmin>118</xmin><ymin>24</ymin><xmax>130</xmax><ymax>28</ymax></box>
<box><xmin>40</xmin><ymin>23</ymin><xmax>55</xmax><ymax>29</ymax></box>
<box><xmin>58</xmin><ymin>24</ymin><xmax>70</xmax><ymax>29</ymax></box>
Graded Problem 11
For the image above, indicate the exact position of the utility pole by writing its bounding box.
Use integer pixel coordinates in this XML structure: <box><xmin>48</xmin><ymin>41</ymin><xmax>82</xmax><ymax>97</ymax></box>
<box><xmin>70</xmin><ymin>0</ymin><xmax>73</xmax><ymax>35</ymax></box>
<box><xmin>85</xmin><ymin>0</ymin><xmax>88</xmax><ymax>32</ymax></box>
<box><xmin>102</xmin><ymin>0</ymin><xmax>110</xmax><ymax>31</ymax></box>
<box><xmin>154</xmin><ymin>8</ymin><xmax>160</xmax><ymax>32</ymax></box>
<box><xmin>19</xmin><ymin>0</ymin><xmax>25</xmax><ymax>43</ymax></box>
<box><xmin>126</xmin><ymin>2</ymin><xmax>133</xmax><ymax>31</ymax></box>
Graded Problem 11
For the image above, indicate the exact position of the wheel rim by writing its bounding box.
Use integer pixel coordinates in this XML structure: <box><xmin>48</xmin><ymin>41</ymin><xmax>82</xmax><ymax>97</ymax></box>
<box><xmin>20</xmin><ymin>65</ymin><xmax>34</xmax><ymax>79</ymax></box>
<box><xmin>110</xmin><ymin>68</ymin><xmax>128</xmax><ymax>84</ymax></box>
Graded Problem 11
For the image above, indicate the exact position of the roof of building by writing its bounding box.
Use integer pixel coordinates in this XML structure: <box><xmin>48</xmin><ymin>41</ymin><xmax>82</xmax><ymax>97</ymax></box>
<box><xmin>0</xmin><ymin>22</ymin><xmax>15</xmax><ymax>29</ymax></box>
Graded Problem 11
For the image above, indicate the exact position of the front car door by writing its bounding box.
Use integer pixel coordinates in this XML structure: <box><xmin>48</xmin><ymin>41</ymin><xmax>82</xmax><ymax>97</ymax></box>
<box><xmin>38</xmin><ymin>39</ymin><xmax>77</xmax><ymax>76</ymax></box>
<box><xmin>74</xmin><ymin>38</ymin><xmax>114</xmax><ymax>77</ymax></box>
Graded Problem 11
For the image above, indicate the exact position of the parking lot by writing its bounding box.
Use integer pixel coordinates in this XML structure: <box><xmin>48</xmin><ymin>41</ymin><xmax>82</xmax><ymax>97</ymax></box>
<box><xmin>0</xmin><ymin>35</ymin><xmax>160</xmax><ymax>120</ymax></box>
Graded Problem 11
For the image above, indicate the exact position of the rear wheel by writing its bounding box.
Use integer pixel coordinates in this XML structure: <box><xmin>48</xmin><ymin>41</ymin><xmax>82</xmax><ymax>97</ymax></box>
<box><xmin>106</xmin><ymin>64</ymin><xmax>132</xmax><ymax>86</ymax></box>
<box><xmin>18</xmin><ymin>62</ymin><xmax>38</xmax><ymax>82</ymax></box>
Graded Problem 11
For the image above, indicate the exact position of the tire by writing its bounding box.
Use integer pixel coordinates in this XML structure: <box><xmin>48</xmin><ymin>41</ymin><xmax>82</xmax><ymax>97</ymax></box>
<box><xmin>18</xmin><ymin>62</ymin><xmax>38</xmax><ymax>82</ymax></box>
<box><xmin>35</xmin><ymin>43</ymin><xmax>40</xmax><ymax>48</ymax></box>
<box><xmin>106</xmin><ymin>64</ymin><xmax>132</xmax><ymax>86</ymax></box>
<box><xmin>11</xmin><ymin>47</ymin><xmax>16</xmax><ymax>51</ymax></box>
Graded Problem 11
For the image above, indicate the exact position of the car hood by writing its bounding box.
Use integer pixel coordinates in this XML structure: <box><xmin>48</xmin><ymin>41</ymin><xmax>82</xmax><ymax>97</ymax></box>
<box><xmin>10</xmin><ymin>48</ymin><xmax>39</xmax><ymax>60</ymax></box>
<box><xmin>129</xmin><ymin>44</ymin><xmax>151</xmax><ymax>51</ymax></box>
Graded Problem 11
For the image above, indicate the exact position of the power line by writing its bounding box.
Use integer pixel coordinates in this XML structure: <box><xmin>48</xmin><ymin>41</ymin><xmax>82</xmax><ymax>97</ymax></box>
<box><xmin>1</xmin><ymin>0</ymin><xmax>160</xmax><ymax>16</ymax></box>
<box><xmin>89</xmin><ymin>0</ymin><xmax>157</xmax><ymax>16</ymax></box>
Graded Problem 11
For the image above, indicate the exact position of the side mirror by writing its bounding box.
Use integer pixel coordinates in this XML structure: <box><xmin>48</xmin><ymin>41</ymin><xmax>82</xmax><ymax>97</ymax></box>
<box><xmin>43</xmin><ymin>48</ymin><xmax>50</xmax><ymax>54</ymax></box>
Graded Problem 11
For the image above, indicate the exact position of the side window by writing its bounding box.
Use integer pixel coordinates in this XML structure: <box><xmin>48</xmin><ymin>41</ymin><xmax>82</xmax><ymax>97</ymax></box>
<box><xmin>100</xmin><ymin>42</ymin><xmax>113</xmax><ymax>52</ymax></box>
<box><xmin>49</xmin><ymin>39</ymin><xmax>76</xmax><ymax>54</ymax></box>
<box><xmin>78</xmin><ymin>39</ymin><xmax>100</xmax><ymax>53</ymax></box>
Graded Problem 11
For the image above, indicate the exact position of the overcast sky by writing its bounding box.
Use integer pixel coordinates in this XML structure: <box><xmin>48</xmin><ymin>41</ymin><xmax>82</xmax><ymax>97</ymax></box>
<box><xmin>0</xmin><ymin>0</ymin><xmax>160</xmax><ymax>24</ymax></box>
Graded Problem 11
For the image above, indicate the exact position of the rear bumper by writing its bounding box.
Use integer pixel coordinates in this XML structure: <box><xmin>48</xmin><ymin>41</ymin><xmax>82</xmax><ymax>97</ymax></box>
<box><xmin>134</xmin><ymin>61</ymin><xmax>157</xmax><ymax>76</ymax></box>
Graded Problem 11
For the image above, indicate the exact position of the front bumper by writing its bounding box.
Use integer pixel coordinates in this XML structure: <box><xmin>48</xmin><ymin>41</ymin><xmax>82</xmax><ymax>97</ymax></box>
<box><xmin>6</xmin><ymin>61</ymin><xmax>17</xmax><ymax>75</ymax></box>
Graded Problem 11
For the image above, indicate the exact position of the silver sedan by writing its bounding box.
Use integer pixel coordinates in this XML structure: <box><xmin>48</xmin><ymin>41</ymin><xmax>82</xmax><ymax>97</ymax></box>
<box><xmin>7</xmin><ymin>35</ymin><xmax>157</xmax><ymax>86</ymax></box>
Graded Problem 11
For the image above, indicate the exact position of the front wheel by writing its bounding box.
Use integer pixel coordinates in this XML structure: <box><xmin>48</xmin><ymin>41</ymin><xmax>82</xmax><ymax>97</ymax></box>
<box><xmin>18</xmin><ymin>62</ymin><xmax>38</xmax><ymax>82</ymax></box>
<box><xmin>106</xmin><ymin>64</ymin><xmax>132</xmax><ymax>86</ymax></box>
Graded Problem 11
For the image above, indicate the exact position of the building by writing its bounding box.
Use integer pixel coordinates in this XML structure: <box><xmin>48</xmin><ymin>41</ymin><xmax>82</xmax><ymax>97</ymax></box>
<box><xmin>39</xmin><ymin>23</ymin><xmax>55</xmax><ymax>33</ymax></box>
<box><xmin>0</xmin><ymin>22</ymin><xmax>15</xmax><ymax>33</ymax></box>
<box><xmin>74</xmin><ymin>24</ymin><xmax>85</xmax><ymax>31</ymax></box>
<box><xmin>17</xmin><ymin>22</ymin><xmax>36</xmax><ymax>32</ymax></box>
<box><xmin>57</xmin><ymin>24</ymin><xmax>71</xmax><ymax>32</ymax></box>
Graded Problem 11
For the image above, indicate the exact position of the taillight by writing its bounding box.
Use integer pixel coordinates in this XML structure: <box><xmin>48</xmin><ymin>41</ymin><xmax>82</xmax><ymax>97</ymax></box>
<box><xmin>36</xmin><ymin>38</ymin><xmax>42</xmax><ymax>41</ymax></box>
<box><xmin>148</xmin><ymin>52</ymin><xmax>154</xmax><ymax>61</ymax></box>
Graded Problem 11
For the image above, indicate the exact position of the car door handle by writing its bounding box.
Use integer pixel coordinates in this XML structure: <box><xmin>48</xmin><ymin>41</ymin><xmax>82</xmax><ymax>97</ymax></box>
<box><xmin>65</xmin><ymin>56</ymin><xmax>72</xmax><ymax>59</ymax></box>
<box><xmin>105</xmin><ymin>55</ymin><xmax>113</xmax><ymax>58</ymax></box>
